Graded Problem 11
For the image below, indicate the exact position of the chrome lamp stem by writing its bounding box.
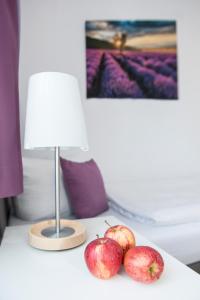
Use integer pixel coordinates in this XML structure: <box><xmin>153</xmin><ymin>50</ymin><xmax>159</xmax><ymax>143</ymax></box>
<box><xmin>41</xmin><ymin>146</ymin><xmax>75</xmax><ymax>239</ymax></box>
<box><xmin>55</xmin><ymin>146</ymin><xmax>60</xmax><ymax>237</ymax></box>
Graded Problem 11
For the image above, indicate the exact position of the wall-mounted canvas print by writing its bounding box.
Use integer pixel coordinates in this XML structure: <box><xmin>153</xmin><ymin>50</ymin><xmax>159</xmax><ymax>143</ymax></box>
<box><xmin>86</xmin><ymin>20</ymin><xmax>178</xmax><ymax>100</ymax></box>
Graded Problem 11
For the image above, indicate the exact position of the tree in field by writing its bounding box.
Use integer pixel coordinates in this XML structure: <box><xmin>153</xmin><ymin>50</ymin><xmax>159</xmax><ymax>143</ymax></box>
<box><xmin>113</xmin><ymin>32</ymin><xmax>127</xmax><ymax>53</ymax></box>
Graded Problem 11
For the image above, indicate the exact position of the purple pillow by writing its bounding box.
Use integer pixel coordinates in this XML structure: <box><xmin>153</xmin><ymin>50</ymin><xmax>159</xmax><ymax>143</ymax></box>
<box><xmin>60</xmin><ymin>158</ymin><xmax>108</xmax><ymax>218</ymax></box>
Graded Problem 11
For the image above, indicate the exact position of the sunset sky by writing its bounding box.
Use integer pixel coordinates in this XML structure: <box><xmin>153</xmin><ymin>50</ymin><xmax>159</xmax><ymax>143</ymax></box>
<box><xmin>86</xmin><ymin>20</ymin><xmax>177</xmax><ymax>50</ymax></box>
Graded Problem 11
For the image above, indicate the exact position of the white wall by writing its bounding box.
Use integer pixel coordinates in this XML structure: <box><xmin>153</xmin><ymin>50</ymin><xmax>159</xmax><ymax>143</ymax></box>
<box><xmin>19</xmin><ymin>0</ymin><xmax>200</xmax><ymax>181</ymax></box>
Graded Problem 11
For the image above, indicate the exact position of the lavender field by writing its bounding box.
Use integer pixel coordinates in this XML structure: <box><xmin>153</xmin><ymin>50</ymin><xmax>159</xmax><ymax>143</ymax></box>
<box><xmin>86</xmin><ymin>49</ymin><xmax>178</xmax><ymax>99</ymax></box>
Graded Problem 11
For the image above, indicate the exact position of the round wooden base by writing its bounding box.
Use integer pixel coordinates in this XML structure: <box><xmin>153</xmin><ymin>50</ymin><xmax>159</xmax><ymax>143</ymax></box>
<box><xmin>29</xmin><ymin>219</ymin><xmax>87</xmax><ymax>251</ymax></box>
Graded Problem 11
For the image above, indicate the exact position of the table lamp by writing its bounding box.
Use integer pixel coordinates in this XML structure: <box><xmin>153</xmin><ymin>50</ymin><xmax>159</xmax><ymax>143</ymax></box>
<box><xmin>24</xmin><ymin>72</ymin><xmax>88</xmax><ymax>251</ymax></box>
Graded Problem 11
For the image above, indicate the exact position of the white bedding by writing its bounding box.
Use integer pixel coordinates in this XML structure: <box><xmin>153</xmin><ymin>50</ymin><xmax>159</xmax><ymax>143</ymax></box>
<box><xmin>9</xmin><ymin>208</ymin><xmax>200</xmax><ymax>265</ymax></box>
<box><xmin>100</xmin><ymin>209</ymin><xmax>200</xmax><ymax>265</ymax></box>
<box><xmin>105</xmin><ymin>176</ymin><xmax>200</xmax><ymax>225</ymax></box>
<box><xmin>8</xmin><ymin>173</ymin><xmax>200</xmax><ymax>264</ymax></box>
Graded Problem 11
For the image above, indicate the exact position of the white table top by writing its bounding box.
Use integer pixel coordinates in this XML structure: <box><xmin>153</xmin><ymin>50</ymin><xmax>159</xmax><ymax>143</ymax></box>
<box><xmin>0</xmin><ymin>216</ymin><xmax>200</xmax><ymax>300</ymax></box>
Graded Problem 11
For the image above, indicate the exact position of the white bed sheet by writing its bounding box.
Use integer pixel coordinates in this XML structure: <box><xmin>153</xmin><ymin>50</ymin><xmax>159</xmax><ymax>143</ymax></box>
<box><xmin>100</xmin><ymin>209</ymin><xmax>200</xmax><ymax>265</ymax></box>
<box><xmin>105</xmin><ymin>177</ymin><xmax>200</xmax><ymax>225</ymax></box>
<box><xmin>9</xmin><ymin>208</ymin><xmax>200</xmax><ymax>265</ymax></box>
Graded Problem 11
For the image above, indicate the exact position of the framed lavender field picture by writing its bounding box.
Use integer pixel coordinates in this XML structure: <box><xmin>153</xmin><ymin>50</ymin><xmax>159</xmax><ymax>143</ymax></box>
<box><xmin>86</xmin><ymin>20</ymin><xmax>178</xmax><ymax>100</ymax></box>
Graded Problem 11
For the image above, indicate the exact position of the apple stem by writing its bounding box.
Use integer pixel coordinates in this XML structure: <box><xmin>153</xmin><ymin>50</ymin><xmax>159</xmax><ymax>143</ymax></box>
<box><xmin>105</xmin><ymin>220</ymin><xmax>111</xmax><ymax>227</ymax></box>
<box><xmin>96</xmin><ymin>234</ymin><xmax>100</xmax><ymax>239</ymax></box>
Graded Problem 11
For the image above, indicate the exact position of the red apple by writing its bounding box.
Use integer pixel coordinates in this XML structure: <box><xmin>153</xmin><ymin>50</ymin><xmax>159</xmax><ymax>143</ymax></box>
<box><xmin>124</xmin><ymin>246</ymin><xmax>164</xmax><ymax>284</ymax></box>
<box><xmin>84</xmin><ymin>237</ymin><xmax>123</xmax><ymax>279</ymax></box>
<box><xmin>104</xmin><ymin>223</ymin><xmax>136</xmax><ymax>258</ymax></box>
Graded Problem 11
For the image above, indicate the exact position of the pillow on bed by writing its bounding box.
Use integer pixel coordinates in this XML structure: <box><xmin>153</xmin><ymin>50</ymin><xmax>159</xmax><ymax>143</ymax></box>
<box><xmin>60</xmin><ymin>157</ymin><xmax>108</xmax><ymax>218</ymax></box>
<box><xmin>13</xmin><ymin>157</ymin><xmax>71</xmax><ymax>221</ymax></box>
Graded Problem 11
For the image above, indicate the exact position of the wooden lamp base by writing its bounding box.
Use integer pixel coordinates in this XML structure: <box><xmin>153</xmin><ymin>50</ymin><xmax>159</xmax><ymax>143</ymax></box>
<box><xmin>29</xmin><ymin>219</ymin><xmax>87</xmax><ymax>251</ymax></box>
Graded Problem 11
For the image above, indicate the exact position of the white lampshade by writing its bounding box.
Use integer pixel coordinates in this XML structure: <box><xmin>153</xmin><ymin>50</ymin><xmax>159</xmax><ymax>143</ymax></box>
<box><xmin>24</xmin><ymin>72</ymin><xmax>88</xmax><ymax>149</ymax></box>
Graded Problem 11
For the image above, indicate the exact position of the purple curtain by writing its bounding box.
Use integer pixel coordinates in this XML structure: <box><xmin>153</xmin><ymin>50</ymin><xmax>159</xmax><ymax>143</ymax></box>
<box><xmin>0</xmin><ymin>0</ymin><xmax>23</xmax><ymax>197</ymax></box>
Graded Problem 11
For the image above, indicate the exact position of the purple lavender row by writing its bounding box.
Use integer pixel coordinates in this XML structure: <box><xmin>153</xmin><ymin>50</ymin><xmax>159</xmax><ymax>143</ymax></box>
<box><xmin>124</xmin><ymin>54</ymin><xmax>177</xmax><ymax>81</ymax></box>
<box><xmin>164</xmin><ymin>57</ymin><xmax>177</xmax><ymax>71</ymax></box>
<box><xmin>124</xmin><ymin>52</ymin><xmax>177</xmax><ymax>72</ymax></box>
<box><xmin>99</xmin><ymin>53</ymin><xmax>144</xmax><ymax>98</ymax></box>
<box><xmin>116</xmin><ymin>56</ymin><xmax>178</xmax><ymax>99</ymax></box>
<box><xmin>142</xmin><ymin>59</ymin><xmax>177</xmax><ymax>81</ymax></box>
<box><xmin>87</xmin><ymin>49</ymin><xmax>103</xmax><ymax>96</ymax></box>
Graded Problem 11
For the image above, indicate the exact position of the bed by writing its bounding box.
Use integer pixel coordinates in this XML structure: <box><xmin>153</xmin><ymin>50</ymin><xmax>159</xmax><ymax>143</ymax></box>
<box><xmin>4</xmin><ymin>204</ymin><xmax>200</xmax><ymax>273</ymax></box>
<box><xmin>103</xmin><ymin>178</ymin><xmax>200</xmax><ymax>268</ymax></box>
<box><xmin>8</xmin><ymin>206</ymin><xmax>200</xmax><ymax>267</ymax></box>
<box><xmin>1</xmin><ymin>157</ymin><xmax>200</xmax><ymax>273</ymax></box>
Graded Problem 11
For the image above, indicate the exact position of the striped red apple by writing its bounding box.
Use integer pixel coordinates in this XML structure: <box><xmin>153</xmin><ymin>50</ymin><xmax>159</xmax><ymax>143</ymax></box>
<box><xmin>124</xmin><ymin>246</ymin><xmax>164</xmax><ymax>284</ymax></box>
<box><xmin>84</xmin><ymin>237</ymin><xmax>123</xmax><ymax>279</ymax></box>
<box><xmin>104</xmin><ymin>221</ymin><xmax>136</xmax><ymax>259</ymax></box>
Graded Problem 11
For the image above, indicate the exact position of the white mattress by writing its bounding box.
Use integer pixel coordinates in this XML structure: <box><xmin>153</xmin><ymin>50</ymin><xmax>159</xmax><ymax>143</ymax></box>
<box><xmin>9</xmin><ymin>208</ymin><xmax>200</xmax><ymax>265</ymax></box>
